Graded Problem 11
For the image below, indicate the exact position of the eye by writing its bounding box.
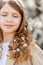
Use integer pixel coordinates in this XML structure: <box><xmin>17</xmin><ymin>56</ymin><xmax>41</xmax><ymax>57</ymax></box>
<box><xmin>2</xmin><ymin>14</ymin><xmax>7</xmax><ymax>16</ymax></box>
<box><xmin>12</xmin><ymin>13</ymin><xmax>19</xmax><ymax>18</ymax></box>
<box><xmin>2</xmin><ymin>12</ymin><xmax>8</xmax><ymax>17</ymax></box>
<box><xmin>13</xmin><ymin>15</ymin><xmax>18</xmax><ymax>18</ymax></box>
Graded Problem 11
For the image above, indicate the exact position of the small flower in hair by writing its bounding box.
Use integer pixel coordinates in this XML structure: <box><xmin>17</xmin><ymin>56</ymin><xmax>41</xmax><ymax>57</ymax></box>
<box><xmin>14</xmin><ymin>39</ymin><xmax>17</xmax><ymax>42</ymax></box>
<box><xmin>24</xmin><ymin>27</ymin><xmax>27</xmax><ymax>30</ymax></box>
<box><xmin>21</xmin><ymin>36</ymin><xmax>25</xmax><ymax>41</ymax></box>
<box><xmin>16</xmin><ymin>48</ymin><xmax>20</xmax><ymax>51</ymax></box>
<box><xmin>23</xmin><ymin>44</ymin><xmax>28</xmax><ymax>47</ymax></box>
<box><xmin>13</xmin><ymin>48</ymin><xmax>20</xmax><ymax>53</ymax></box>
<box><xmin>13</xmin><ymin>49</ymin><xmax>16</xmax><ymax>53</ymax></box>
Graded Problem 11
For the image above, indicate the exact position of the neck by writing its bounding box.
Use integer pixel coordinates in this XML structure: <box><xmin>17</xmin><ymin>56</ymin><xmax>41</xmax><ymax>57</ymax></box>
<box><xmin>3</xmin><ymin>31</ymin><xmax>16</xmax><ymax>42</ymax></box>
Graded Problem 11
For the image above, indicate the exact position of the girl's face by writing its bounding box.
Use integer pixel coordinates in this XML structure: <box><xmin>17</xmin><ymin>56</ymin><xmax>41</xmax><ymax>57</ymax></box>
<box><xmin>0</xmin><ymin>3</ymin><xmax>21</xmax><ymax>33</ymax></box>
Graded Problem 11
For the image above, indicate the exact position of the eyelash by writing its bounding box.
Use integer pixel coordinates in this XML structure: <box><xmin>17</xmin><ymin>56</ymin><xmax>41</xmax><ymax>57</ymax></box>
<box><xmin>13</xmin><ymin>16</ymin><xmax>18</xmax><ymax>18</ymax></box>
<box><xmin>2</xmin><ymin>15</ymin><xmax>18</xmax><ymax>18</ymax></box>
<box><xmin>2</xmin><ymin>14</ymin><xmax>7</xmax><ymax>16</ymax></box>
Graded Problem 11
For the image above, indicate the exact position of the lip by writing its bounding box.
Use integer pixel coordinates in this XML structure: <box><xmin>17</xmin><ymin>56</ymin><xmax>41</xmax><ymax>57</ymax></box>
<box><xmin>4</xmin><ymin>24</ymin><xmax>14</xmax><ymax>27</ymax></box>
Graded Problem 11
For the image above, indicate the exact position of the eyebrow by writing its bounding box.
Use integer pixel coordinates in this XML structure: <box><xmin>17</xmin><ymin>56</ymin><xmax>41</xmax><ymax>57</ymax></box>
<box><xmin>2</xmin><ymin>12</ymin><xmax>19</xmax><ymax>15</ymax></box>
<box><xmin>12</xmin><ymin>13</ymin><xmax>19</xmax><ymax>16</ymax></box>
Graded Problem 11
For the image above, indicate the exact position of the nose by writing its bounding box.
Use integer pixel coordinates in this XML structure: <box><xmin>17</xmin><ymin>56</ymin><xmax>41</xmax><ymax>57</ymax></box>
<box><xmin>7</xmin><ymin>15</ymin><xmax>12</xmax><ymax>22</ymax></box>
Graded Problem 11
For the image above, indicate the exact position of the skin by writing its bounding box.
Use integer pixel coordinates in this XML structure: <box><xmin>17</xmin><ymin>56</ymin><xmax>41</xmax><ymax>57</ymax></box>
<box><xmin>0</xmin><ymin>3</ymin><xmax>21</xmax><ymax>42</ymax></box>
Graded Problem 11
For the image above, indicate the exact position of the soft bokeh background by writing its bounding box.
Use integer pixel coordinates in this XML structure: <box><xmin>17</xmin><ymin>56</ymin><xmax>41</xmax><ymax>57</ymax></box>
<box><xmin>21</xmin><ymin>0</ymin><xmax>43</xmax><ymax>50</ymax></box>
<box><xmin>0</xmin><ymin>0</ymin><xmax>43</xmax><ymax>50</ymax></box>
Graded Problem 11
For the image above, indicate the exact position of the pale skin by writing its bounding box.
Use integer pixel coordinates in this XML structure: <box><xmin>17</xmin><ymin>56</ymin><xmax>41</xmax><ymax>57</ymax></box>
<box><xmin>0</xmin><ymin>3</ymin><xmax>21</xmax><ymax>42</ymax></box>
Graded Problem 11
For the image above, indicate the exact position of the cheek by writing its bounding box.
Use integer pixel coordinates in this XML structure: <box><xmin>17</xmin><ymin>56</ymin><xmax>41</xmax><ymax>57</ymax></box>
<box><xmin>0</xmin><ymin>17</ymin><xmax>5</xmax><ymax>28</ymax></box>
<box><xmin>0</xmin><ymin>20</ymin><xmax>5</xmax><ymax>27</ymax></box>
<box><xmin>0</xmin><ymin>16</ymin><xmax>5</xmax><ymax>23</ymax></box>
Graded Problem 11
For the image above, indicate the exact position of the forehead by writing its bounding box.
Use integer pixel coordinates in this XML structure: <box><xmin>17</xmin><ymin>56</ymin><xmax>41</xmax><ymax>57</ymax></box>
<box><xmin>0</xmin><ymin>3</ymin><xmax>20</xmax><ymax>14</ymax></box>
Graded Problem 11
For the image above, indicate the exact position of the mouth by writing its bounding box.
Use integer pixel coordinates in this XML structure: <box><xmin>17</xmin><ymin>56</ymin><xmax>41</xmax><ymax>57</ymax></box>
<box><xmin>4</xmin><ymin>24</ymin><xmax>14</xmax><ymax>28</ymax></box>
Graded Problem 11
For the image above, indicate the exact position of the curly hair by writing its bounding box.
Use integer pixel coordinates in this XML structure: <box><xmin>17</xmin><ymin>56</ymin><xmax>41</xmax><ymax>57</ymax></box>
<box><xmin>0</xmin><ymin>0</ymin><xmax>33</xmax><ymax>64</ymax></box>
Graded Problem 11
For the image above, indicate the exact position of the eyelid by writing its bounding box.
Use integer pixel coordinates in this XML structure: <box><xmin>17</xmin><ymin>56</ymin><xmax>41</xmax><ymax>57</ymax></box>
<box><xmin>12</xmin><ymin>13</ymin><xmax>19</xmax><ymax>16</ymax></box>
<box><xmin>12</xmin><ymin>15</ymin><xmax>18</xmax><ymax>16</ymax></box>
<box><xmin>2</xmin><ymin>14</ymin><xmax>7</xmax><ymax>16</ymax></box>
<box><xmin>2</xmin><ymin>12</ymin><xmax>8</xmax><ymax>15</ymax></box>
<box><xmin>12</xmin><ymin>14</ymin><xmax>19</xmax><ymax>18</ymax></box>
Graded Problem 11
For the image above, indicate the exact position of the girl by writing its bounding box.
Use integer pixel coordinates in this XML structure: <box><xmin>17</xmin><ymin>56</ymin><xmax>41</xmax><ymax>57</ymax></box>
<box><xmin>0</xmin><ymin>0</ymin><xmax>43</xmax><ymax>65</ymax></box>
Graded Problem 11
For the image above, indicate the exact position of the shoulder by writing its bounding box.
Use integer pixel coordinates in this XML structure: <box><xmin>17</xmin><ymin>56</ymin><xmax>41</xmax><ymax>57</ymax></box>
<box><xmin>29</xmin><ymin>40</ymin><xmax>43</xmax><ymax>65</ymax></box>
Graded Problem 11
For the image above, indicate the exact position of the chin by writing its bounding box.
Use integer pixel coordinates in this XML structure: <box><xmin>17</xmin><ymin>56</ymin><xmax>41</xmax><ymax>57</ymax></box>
<box><xmin>3</xmin><ymin>29</ymin><xmax>16</xmax><ymax>33</ymax></box>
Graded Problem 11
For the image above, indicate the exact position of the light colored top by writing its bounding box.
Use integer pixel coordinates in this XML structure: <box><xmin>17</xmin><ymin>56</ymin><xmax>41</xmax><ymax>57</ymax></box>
<box><xmin>0</xmin><ymin>41</ymin><xmax>9</xmax><ymax>65</ymax></box>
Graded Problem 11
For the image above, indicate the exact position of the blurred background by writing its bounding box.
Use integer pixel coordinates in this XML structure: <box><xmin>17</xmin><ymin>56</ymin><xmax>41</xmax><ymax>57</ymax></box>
<box><xmin>21</xmin><ymin>0</ymin><xmax>43</xmax><ymax>50</ymax></box>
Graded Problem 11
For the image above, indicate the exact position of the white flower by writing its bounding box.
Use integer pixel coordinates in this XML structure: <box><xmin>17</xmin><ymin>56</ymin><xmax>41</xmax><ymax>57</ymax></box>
<box><xmin>23</xmin><ymin>44</ymin><xmax>28</xmax><ymax>47</ymax></box>
<box><xmin>13</xmin><ymin>48</ymin><xmax>20</xmax><ymax>52</ymax></box>
<box><xmin>16</xmin><ymin>48</ymin><xmax>20</xmax><ymax>51</ymax></box>
<box><xmin>13</xmin><ymin>50</ymin><xmax>16</xmax><ymax>52</ymax></box>
<box><xmin>24</xmin><ymin>27</ymin><xmax>27</xmax><ymax>30</ymax></box>
<box><xmin>14</xmin><ymin>39</ymin><xmax>17</xmax><ymax>42</ymax></box>
<box><xmin>21</xmin><ymin>37</ymin><xmax>25</xmax><ymax>40</ymax></box>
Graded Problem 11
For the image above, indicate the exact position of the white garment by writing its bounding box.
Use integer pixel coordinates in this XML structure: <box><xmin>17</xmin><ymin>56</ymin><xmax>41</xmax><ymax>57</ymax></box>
<box><xmin>0</xmin><ymin>42</ymin><xmax>9</xmax><ymax>65</ymax></box>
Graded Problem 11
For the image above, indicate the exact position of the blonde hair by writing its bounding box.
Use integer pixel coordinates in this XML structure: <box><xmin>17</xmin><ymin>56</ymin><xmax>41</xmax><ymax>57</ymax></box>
<box><xmin>0</xmin><ymin>0</ymin><xmax>33</xmax><ymax>64</ymax></box>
